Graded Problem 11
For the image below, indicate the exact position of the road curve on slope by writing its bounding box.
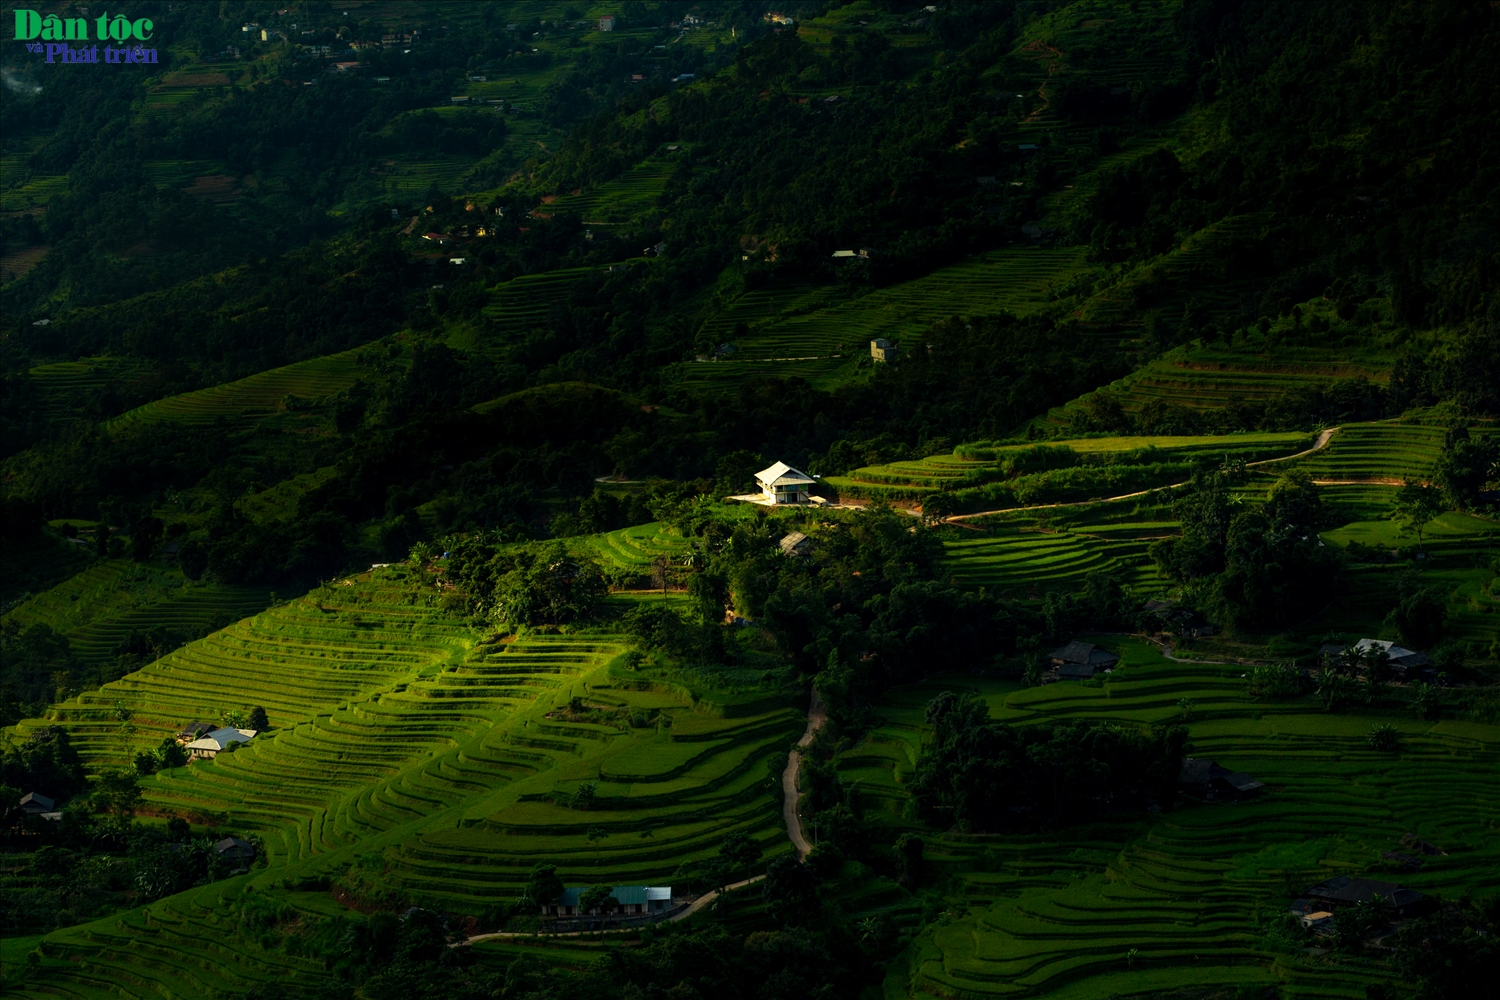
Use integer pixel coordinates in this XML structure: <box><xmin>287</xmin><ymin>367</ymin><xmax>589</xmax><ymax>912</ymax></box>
<box><xmin>946</xmin><ymin>427</ymin><xmax>1340</xmax><ymax>523</ymax></box>
<box><xmin>782</xmin><ymin>690</ymin><xmax>827</xmax><ymax>858</ymax></box>
<box><xmin>459</xmin><ymin>691</ymin><xmax>829</xmax><ymax>945</ymax></box>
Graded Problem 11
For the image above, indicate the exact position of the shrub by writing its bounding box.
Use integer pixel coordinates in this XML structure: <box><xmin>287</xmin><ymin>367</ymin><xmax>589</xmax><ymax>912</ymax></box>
<box><xmin>1368</xmin><ymin>723</ymin><xmax>1401</xmax><ymax>752</ymax></box>
<box><xmin>1248</xmin><ymin>664</ymin><xmax>1302</xmax><ymax>698</ymax></box>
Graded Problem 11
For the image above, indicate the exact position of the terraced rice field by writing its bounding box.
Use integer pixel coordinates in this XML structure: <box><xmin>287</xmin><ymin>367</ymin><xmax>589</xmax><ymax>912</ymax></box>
<box><xmin>944</xmin><ymin>524</ymin><xmax>1162</xmax><ymax>594</ymax></box>
<box><xmin>382</xmin><ymin>154</ymin><xmax>479</xmax><ymax>195</ymax></box>
<box><xmin>2</xmin><ymin>559</ymin><xmax>274</xmax><ymax>666</ymax></box>
<box><xmin>849</xmin><ymin>649</ymin><xmax>1500</xmax><ymax>1000</ymax></box>
<box><xmin>677</xmin><ymin>247</ymin><xmax>1089</xmax><ymax>392</ymax></box>
<box><xmin>104</xmin><ymin>349</ymin><xmax>370</xmax><ymax>432</ymax></box>
<box><xmin>11</xmin><ymin>564</ymin><xmax>803</xmax><ymax>996</ymax></box>
<box><xmin>1041</xmin><ymin>341</ymin><xmax>1394</xmax><ymax>431</ymax></box>
<box><xmin>544</xmin><ymin>158</ymin><xmax>676</xmax><ymax>225</ymax></box>
<box><xmin>1289</xmin><ymin>422</ymin><xmax>1479</xmax><ymax>483</ymax></box>
<box><xmin>827</xmin><ymin>432</ymin><xmax>1311</xmax><ymax>503</ymax></box>
<box><xmin>470</xmin><ymin>265</ymin><xmax>605</xmax><ymax>349</ymax></box>
<box><xmin>28</xmin><ymin>357</ymin><xmax>150</xmax><ymax>423</ymax></box>
<box><xmin>588</xmin><ymin>522</ymin><xmax>695</xmax><ymax>571</ymax></box>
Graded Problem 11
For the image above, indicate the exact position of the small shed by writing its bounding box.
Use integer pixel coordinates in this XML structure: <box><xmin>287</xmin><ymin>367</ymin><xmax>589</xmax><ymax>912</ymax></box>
<box><xmin>1179</xmin><ymin>758</ymin><xmax>1263</xmax><ymax>800</ymax></box>
<box><xmin>779</xmin><ymin>532</ymin><xmax>813</xmax><ymax>557</ymax></box>
<box><xmin>1049</xmin><ymin>641</ymin><xmax>1120</xmax><ymax>677</ymax></box>
<box><xmin>215</xmin><ymin>836</ymin><xmax>257</xmax><ymax>865</ymax></box>
<box><xmin>1352</xmin><ymin>638</ymin><xmax>1432</xmax><ymax>678</ymax></box>
<box><xmin>755</xmin><ymin>462</ymin><xmax>816</xmax><ymax>504</ymax></box>
<box><xmin>18</xmin><ymin>792</ymin><xmax>54</xmax><ymax>814</ymax></box>
<box><xmin>1302</xmin><ymin>875</ymin><xmax>1427</xmax><ymax>917</ymax></box>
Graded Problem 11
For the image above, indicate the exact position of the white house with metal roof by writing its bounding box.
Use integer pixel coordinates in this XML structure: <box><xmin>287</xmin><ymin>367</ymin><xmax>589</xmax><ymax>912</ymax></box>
<box><xmin>755</xmin><ymin>461</ymin><xmax>816</xmax><ymax>504</ymax></box>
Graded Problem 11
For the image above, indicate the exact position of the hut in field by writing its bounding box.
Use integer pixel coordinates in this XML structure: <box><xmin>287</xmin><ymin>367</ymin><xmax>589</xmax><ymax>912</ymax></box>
<box><xmin>1048</xmin><ymin>641</ymin><xmax>1120</xmax><ymax>679</ymax></box>
<box><xmin>1297</xmin><ymin>875</ymin><xmax>1429</xmax><ymax>918</ymax></box>
<box><xmin>1179</xmin><ymin>758</ymin><xmax>1263</xmax><ymax>800</ymax></box>
<box><xmin>779</xmin><ymin>532</ymin><xmax>813</xmax><ymax>556</ymax></box>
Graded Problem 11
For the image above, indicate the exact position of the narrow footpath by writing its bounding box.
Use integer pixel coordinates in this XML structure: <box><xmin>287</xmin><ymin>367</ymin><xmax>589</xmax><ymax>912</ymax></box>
<box><xmin>459</xmin><ymin>689</ymin><xmax>828</xmax><ymax>945</ymax></box>
<box><xmin>781</xmin><ymin>689</ymin><xmax>827</xmax><ymax>858</ymax></box>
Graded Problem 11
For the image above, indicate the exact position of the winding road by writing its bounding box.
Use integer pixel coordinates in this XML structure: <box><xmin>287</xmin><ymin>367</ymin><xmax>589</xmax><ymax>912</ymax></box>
<box><xmin>459</xmin><ymin>690</ymin><xmax>828</xmax><ymax>944</ymax></box>
<box><xmin>781</xmin><ymin>690</ymin><xmax>827</xmax><ymax>858</ymax></box>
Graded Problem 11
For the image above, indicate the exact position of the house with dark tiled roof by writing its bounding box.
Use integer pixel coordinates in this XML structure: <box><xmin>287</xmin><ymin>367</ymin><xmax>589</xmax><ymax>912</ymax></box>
<box><xmin>1049</xmin><ymin>641</ymin><xmax>1120</xmax><ymax>679</ymax></box>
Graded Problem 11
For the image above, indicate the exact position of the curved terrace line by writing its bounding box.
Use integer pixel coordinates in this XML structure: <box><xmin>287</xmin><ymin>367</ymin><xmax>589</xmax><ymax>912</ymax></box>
<box><xmin>458</xmin><ymin>690</ymin><xmax>828</xmax><ymax>945</ymax></box>
<box><xmin>944</xmin><ymin>427</ymin><xmax>1340</xmax><ymax>523</ymax></box>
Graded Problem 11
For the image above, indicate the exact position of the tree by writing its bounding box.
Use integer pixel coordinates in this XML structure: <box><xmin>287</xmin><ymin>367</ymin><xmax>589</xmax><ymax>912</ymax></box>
<box><xmin>95</xmin><ymin>522</ymin><xmax>111</xmax><ymax>560</ymax></box>
<box><xmin>763</xmin><ymin>855</ymin><xmax>820</xmax><ymax>926</ymax></box>
<box><xmin>247</xmin><ymin>706</ymin><xmax>269</xmax><ymax>730</ymax></box>
<box><xmin>1368</xmin><ymin>724</ymin><xmax>1401</xmax><ymax>751</ymax></box>
<box><xmin>95</xmin><ymin>769</ymin><xmax>142</xmax><ymax>824</ymax></box>
<box><xmin>131</xmin><ymin>516</ymin><xmax>164</xmax><ymax>562</ymax></box>
<box><xmin>920</xmin><ymin>492</ymin><xmax>955</xmax><ymax>525</ymax></box>
<box><xmin>1434</xmin><ymin>428</ymin><xmax>1499</xmax><ymax>510</ymax></box>
<box><xmin>893</xmin><ymin>832</ymin><xmax>924</xmax><ymax>885</ymax></box>
<box><xmin>521</xmin><ymin>863</ymin><xmax>564</xmax><ymax>910</ymax></box>
<box><xmin>579</xmin><ymin>884</ymin><xmax>618</xmax><ymax>914</ymax></box>
<box><xmin>719</xmin><ymin>831</ymin><xmax>761</xmax><ymax>880</ymax></box>
<box><xmin>1387</xmin><ymin>587</ymin><xmax>1446</xmax><ymax>649</ymax></box>
<box><xmin>1392</xmin><ymin>480</ymin><xmax>1446</xmax><ymax>553</ymax></box>
<box><xmin>571</xmin><ymin>782</ymin><xmax>596</xmax><ymax>810</ymax></box>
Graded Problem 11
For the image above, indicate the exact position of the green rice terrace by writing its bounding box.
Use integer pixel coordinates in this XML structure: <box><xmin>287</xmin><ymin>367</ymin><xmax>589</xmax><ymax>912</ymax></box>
<box><xmin>7</xmin><ymin>565</ymin><xmax>806</xmax><ymax>996</ymax></box>
<box><xmin>2</xmin><ymin>558</ymin><xmax>275</xmax><ymax>668</ymax></box>
<box><xmin>677</xmin><ymin>247</ymin><xmax>1090</xmax><ymax>392</ymax></box>
<box><xmin>826</xmin><ymin>430</ymin><xmax>1316</xmax><ymax>509</ymax></box>
<box><xmin>102</xmin><ymin>349</ymin><xmax>374</xmax><ymax>434</ymax></box>
<box><xmin>850</xmin><ymin>649</ymin><xmax>1500</xmax><ymax>1000</ymax></box>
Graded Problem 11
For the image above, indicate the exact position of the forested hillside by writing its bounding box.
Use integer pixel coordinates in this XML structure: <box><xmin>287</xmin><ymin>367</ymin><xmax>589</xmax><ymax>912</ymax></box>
<box><xmin>3</xmin><ymin>2</ymin><xmax>1498</xmax><ymax>999</ymax></box>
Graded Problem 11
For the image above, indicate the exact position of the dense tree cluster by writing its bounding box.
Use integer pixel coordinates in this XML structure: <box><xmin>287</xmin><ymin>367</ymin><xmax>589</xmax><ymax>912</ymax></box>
<box><xmin>908</xmin><ymin>691</ymin><xmax>1187</xmax><ymax>832</ymax></box>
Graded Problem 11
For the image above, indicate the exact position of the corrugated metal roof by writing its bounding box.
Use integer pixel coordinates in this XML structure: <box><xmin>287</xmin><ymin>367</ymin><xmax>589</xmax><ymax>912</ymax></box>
<box><xmin>756</xmin><ymin>461</ymin><xmax>814</xmax><ymax>486</ymax></box>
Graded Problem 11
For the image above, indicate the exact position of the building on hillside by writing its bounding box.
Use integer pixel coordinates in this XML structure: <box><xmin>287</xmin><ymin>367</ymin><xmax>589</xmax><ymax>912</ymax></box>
<box><xmin>599</xmin><ymin>15</ymin><xmax>615</xmax><ymax>30</ymax></box>
<box><xmin>542</xmin><ymin>886</ymin><xmax>676</xmax><ymax>926</ymax></box>
<box><xmin>1350</xmin><ymin>638</ymin><xmax>1433</xmax><ymax>679</ymax></box>
<box><xmin>176</xmin><ymin>721</ymin><xmax>218</xmax><ymax>744</ymax></box>
<box><xmin>870</xmin><ymin>337</ymin><xmax>899</xmax><ymax>362</ymax></box>
<box><xmin>1298</xmin><ymin>875</ymin><xmax>1429</xmax><ymax>918</ymax></box>
<box><xmin>186</xmin><ymin>727</ymin><xmax>258</xmax><ymax>761</ymax></box>
<box><xmin>422</xmin><ymin>232</ymin><xmax>453</xmax><ymax>244</ymax></box>
<box><xmin>18</xmin><ymin>792</ymin><xmax>54</xmax><ymax>814</ymax></box>
<box><xmin>1143</xmin><ymin>599</ymin><xmax>1214</xmax><ymax>637</ymax></box>
<box><xmin>780</xmin><ymin>532</ymin><xmax>813</xmax><ymax>557</ymax></box>
<box><xmin>1048</xmin><ymin>641</ymin><xmax>1120</xmax><ymax>679</ymax></box>
<box><xmin>1179</xmin><ymin>758</ymin><xmax>1263</xmax><ymax>800</ymax></box>
<box><xmin>215</xmin><ymin>836</ymin><xmax>257</xmax><ymax>867</ymax></box>
<box><xmin>755</xmin><ymin>462</ymin><xmax>817</xmax><ymax>504</ymax></box>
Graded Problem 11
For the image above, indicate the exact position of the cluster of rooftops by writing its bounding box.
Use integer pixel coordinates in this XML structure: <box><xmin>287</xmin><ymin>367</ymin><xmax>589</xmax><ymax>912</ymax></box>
<box><xmin>176</xmin><ymin>721</ymin><xmax>258</xmax><ymax>759</ymax></box>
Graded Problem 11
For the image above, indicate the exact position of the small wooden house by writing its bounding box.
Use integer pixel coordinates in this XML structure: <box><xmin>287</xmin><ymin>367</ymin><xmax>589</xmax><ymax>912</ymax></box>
<box><xmin>1049</xmin><ymin>641</ymin><xmax>1120</xmax><ymax>678</ymax></box>
<box><xmin>780</xmin><ymin>532</ymin><xmax>813</xmax><ymax>556</ymax></box>
<box><xmin>1179</xmin><ymin>758</ymin><xmax>1263</xmax><ymax>800</ymax></box>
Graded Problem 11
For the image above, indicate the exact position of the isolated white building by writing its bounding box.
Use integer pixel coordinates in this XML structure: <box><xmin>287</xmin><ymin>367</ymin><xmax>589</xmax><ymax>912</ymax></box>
<box><xmin>755</xmin><ymin>462</ymin><xmax>816</xmax><ymax>504</ymax></box>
